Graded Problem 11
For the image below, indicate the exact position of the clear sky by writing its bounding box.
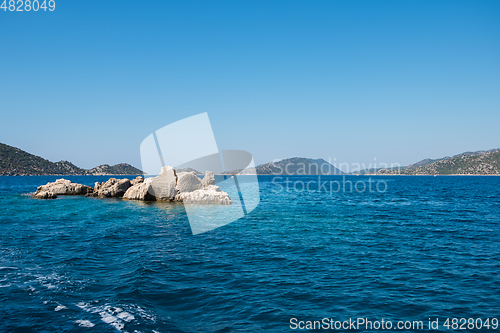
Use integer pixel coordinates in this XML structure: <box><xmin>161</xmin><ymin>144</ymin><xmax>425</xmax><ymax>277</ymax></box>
<box><xmin>1</xmin><ymin>0</ymin><xmax>499</xmax><ymax>171</ymax></box>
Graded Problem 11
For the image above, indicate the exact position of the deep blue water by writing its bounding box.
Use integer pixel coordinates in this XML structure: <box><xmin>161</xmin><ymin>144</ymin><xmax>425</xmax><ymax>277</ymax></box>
<box><xmin>0</xmin><ymin>175</ymin><xmax>499</xmax><ymax>332</ymax></box>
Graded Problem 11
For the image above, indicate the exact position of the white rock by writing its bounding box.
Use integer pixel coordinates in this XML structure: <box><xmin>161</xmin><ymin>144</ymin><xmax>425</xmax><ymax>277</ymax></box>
<box><xmin>123</xmin><ymin>177</ymin><xmax>156</xmax><ymax>201</ymax></box>
<box><xmin>150</xmin><ymin>166</ymin><xmax>178</xmax><ymax>200</ymax></box>
<box><xmin>92</xmin><ymin>178</ymin><xmax>131</xmax><ymax>198</ymax></box>
<box><xmin>177</xmin><ymin>172</ymin><xmax>203</xmax><ymax>193</ymax></box>
<box><xmin>124</xmin><ymin>166</ymin><xmax>231</xmax><ymax>205</ymax></box>
<box><xmin>201</xmin><ymin>170</ymin><xmax>215</xmax><ymax>187</ymax></box>
<box><xmin>181</xmin><ymin>185</ymin><xmax>232</xmax><ymax>205</ymax></box>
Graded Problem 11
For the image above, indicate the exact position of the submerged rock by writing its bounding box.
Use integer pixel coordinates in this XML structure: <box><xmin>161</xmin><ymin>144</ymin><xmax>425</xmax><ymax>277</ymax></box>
<box><xmin>34</xmin><ymin>179</ymin><xmax>92</xmax><ymax>199</ymax></box>
<box><xmin>33</xmin><ymin>191</ymin><xmax>57</xmax><ymax>199</ymax></box>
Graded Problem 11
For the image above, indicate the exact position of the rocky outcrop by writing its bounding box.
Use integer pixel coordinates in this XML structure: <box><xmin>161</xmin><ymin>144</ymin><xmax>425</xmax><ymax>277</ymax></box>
<box><xmin>88</xmin><ymin>178</ymin><xmax>131</xmax><ymax>198</ymax></box>
<box><xmin>33</xmin><ymin>179</ymin><xmax>93</xmax><ymax>199</ymax></box>
<box><xmin>201</xmin><ymin>171</ymin><xmax>215</xmax><ymax>187</ymax></box>
<box><xmin>33</xmin><ymin>167</ymin><xmax>231</xmax><ymax>204</ymax></box>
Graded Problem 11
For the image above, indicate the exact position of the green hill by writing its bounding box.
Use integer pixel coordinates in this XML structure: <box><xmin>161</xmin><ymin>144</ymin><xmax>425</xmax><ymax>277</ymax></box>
<box><xmin>87</xmin><ymin>163</ymin><xmax>143</xmax><ymax>175</ymax></box>
<box><xmin>224</xmin><ymin>157</ymin><xmax>344</xmax><ymax>175</ymax></box>
<box><xmin>0</xmin><ymin>142</ymin><xmax>142</xmax><ymax>176</ymax></box>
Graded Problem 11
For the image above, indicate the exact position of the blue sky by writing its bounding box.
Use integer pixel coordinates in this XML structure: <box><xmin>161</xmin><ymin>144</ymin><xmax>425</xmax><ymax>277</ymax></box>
<box><xmin>1</xmin><ymin>0</ymin><xmax>499</xmax><ymax>170</ymax></box>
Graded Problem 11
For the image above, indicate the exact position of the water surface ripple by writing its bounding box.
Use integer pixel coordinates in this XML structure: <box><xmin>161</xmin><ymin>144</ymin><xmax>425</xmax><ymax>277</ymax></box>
<box><xmin>0</xmin><ymin>175</ymin><xmax>499</xmax><ymax>332</ymax></box>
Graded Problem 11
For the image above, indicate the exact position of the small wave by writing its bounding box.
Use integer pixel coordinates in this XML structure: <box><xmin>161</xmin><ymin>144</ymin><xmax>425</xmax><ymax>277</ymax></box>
<box><xmin>0</xmin><ymin>266</ymin><xmax>18</xmax><ymax>271</ymax></box>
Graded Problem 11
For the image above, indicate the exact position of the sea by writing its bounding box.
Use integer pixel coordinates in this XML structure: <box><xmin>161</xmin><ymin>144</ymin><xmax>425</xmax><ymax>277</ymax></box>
<box><xmin>0</xmin><ymin>175</ymin><xmax>499</xmax><ymax>332</ymax></box>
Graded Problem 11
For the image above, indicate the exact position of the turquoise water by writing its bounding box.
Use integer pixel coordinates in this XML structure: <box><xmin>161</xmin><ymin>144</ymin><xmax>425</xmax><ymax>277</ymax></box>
<box><xmin>0</xmin><ymin>175</ymin><xmax>499</xmax><ymax>332</ymax></box>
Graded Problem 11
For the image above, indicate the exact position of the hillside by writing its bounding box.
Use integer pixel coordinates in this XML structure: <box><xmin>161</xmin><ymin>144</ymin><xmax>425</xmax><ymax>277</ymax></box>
<box><xmin>378</xmin><ymin>149</ymin><xmax>500</xmax><ymax>175</ymax></box>
<box><xmin>224</xmin><ymin>157</ymin><xmax>344</xmax><ymax>175</ymax></box>
<box><xmin>176</xmin><ymin>167</ymin><xmax>201</xmax><ymax>175</ymax></box>
<box><xmin>0</xmin><ymin>142</ymin><xmax>142</xmax><ymax>176</ymax></box>
<box><xmin>86</xmin><ymin>163</ymin><xmax>143</xmax><ymax>176</ymax></box>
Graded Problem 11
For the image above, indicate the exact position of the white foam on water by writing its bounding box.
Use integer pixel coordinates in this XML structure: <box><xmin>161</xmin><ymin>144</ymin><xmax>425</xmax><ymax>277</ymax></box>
<box><xmin>75</xmin><ymin>301</ymin><xmax>160</xmax><ymax>332</ymax></box>
<box><xmin>100</xmin><ymin>312</ymin><xmax>119</xmax><ymax>324</ymax></box>
<box><xmin>55</xmin><ymin>305</ymin><xmax>67</xmax><ymax>311</ymax></box>
<box><xmin>131</xmin><ymin>305</ymin><xmax>156</xmax><ymax>323</ymax></box>
<box><xmin>75</xmin><ymin>320</ymin><xmax>95</xmax><ymax>328</ymax></box>
<box><xmin>76</xmin><ymin>302</ymin><xmax>142</xmax><ymax>332</ymax></box>
<box><xmin>117</xmin><ymin>311</ymin><xmax>135</xmax><ymax>322</ymax></box>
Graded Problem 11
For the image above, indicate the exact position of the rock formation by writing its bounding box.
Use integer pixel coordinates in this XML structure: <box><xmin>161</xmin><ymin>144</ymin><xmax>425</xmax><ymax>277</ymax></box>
<box><xmin>148</xmin><ymin>166</ymin><xmax>179</xmax><ymax>201</ymax></box>
<box><xmin>124</xmin><ymin>166</ymin><xmax>231</xmax><ymax>204</ymax></box>
<box><xmin>130</xmin><ymin>176</ymin><xmax>144</xmax><ymax>186</ymax></box>
<box><xmin>201</xmin><ymin>170</ymin><xmax>215</xmax><ymax>187</ymax></box>
<box><xmin>87</xmin><ymin>178</ymin><xmax>132</xmax><ymax>198</ymax></box>
<box><xmin>33</xmin><ymin>191</ymin><xmax>57</xmax><ymax>199</ymax></box>
<box><xmin>122</xmin><ymin>177</ymin><xmax>156</xmax><ymax>201</ymax></box>
<box><xmin>181</xmin><ymin>185</ymin><xmax>232</xmax><ymax>204</ymax></box>
<box><xmin>33</xmin><ymin>167</ymin><xmax>232</xmax><ymax>205</ymax></box>
<box><xmin>34</xmin><ymin>179</ymin><xmax>93</xmax><ymax>198</ymax></box>
<box><xmin>177</xmin><ymin>171</ymin><xmax>203</xmax><ymax>193</ymax></box>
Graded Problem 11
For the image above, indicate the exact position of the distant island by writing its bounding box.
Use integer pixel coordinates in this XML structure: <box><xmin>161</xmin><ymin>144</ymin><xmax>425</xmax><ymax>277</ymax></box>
<box><xmin>368</xmin><ymin>149</ymin><xmax>500</xmax><ymax>176</ymax></box>
<box><xmin>0</xmin><ymin>142</ymin><xmax>142</xmax><ymax>176</ymax></box>
<box><xmin>223</xmin><ymin>157</ymin><xmax>344</xmax><ymax>176</ymax></box>
<box><xmin>2</xmin><ymin>142</ymin><xmax>500</xmax><ymax>176</ymax></box>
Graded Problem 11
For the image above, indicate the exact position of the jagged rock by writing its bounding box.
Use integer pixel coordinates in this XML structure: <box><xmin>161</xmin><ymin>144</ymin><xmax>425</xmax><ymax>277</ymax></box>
<box><xmin>92</xmin><ymin>178</ymin><xmax>131</xmax><ymax>198</ymax></box>
<box><xmin>180</xmin><ymin>185</ymin><xmax>232</xmax><ymax>205</ymax></box>
<box><xmin>34</xmin><ymin>179</ymin><xmax>93</xmax><ymax>197</ymax></box>
<box><xmin>131</xmin><ymin>176</ymin><xmax>144</xmax><ymax>186</ymax></box>
<box><xmin>150</xmin><ymin>166</ymin><xmax>178</xmax><ymax>201</ymax></box>
<box><xmin>123</xmin><ymin>178</ymin><xmax>156</xmax><ymax>201</ymax></box>
<box><xmin>33</xmin><ymin>191</ymin><xmax>57</xmax><ymax>199</ymax></box>
<box><xmin>201</xmin><ymin>171</ymin><xmax>215</xmax><ymax>187</ymax></box>
<box><xmin>177</xmin><ymin>172</ymin><xmax>203</xmax><ymax>193</ymax></box>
